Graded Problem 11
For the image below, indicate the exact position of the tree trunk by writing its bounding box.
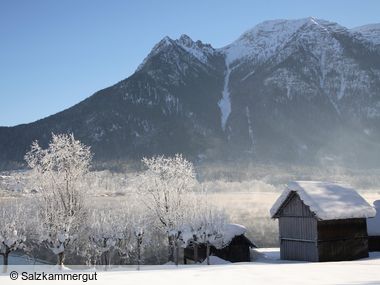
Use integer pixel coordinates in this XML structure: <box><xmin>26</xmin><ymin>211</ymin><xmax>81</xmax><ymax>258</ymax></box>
<box><xmin>104</xmin><ymin>253</ymin><xmax>110</xmax><ymax>271</ymax></box>
<box><xmin>137</xmin><ymin>238</ymin><xmax>141</xmax><ymax>271</ymax></box>
<box><xmin>175</xmin><ymin>240</ymin><xmax>180</xmax><ymax>266</ymax></box>
<box><xmin>194</xmin><ymin>244</ymin><xmax>199</xmax><ymax>263</ymax></box>
<box><xmin>206</xmin><ymin>242</ymin><xmax>210</xmax><ymax>265</ymax></box>
<box><xmin>168</xmin><ymin>235</ymin><xmax>174</xmax><ymax>262</ymax></box>
<box><xmin>58</xmin><ymin>252</ymin><xmax>65</xmax><ymax>268</ymax></box>
<box><xmin>2</xmin><ymin>251</ymin><xmax>9</xmax><ymax>273</ymax></box>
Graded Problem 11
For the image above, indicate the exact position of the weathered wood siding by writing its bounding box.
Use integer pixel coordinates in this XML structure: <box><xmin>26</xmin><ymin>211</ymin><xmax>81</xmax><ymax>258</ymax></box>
<box><xmin>369</xmin><ymin>236</ymin><xmax>380</xmax><ymax>252</ymax></box>
<box><xmin>280</xmin><ymin>239</ymin><xmax>318</xmax><ymax>261</ymax></box>
<box><xmin>279</xmin><ymin>217</ymin><xmax>317</xmax><ymax>240</ymax></box>
<box><xmin>278</xmin><ymin>192</ymin><xmax>319</xmax><ymax>261</ymax></box>
<box><xmin>279</xmin><ymin>193</ymin><xmax>315</xmax><ymax>217</ymax></box>
<box><xmin>183</xmin><ymin>235</ymin><xmax>252</xmax><ymax>263</ymax></box>
<box><xmin>214</xmin><ymin>235</ymin><xmax>252</xmax><ymax>262</ymax></box>
<box><xmin>317</xmin><ymin>218</ymin><xmax>369</xmax><ymax>261</ymax></box>
<box><xmin>318</xmin><ymin>218</ymin><xmax>368</xmax><ymax>240</ymax></box>
<box><xmin>276</xmin><ymin>192</ymin><xmax>370</xmax><ymax>262</ymax></box>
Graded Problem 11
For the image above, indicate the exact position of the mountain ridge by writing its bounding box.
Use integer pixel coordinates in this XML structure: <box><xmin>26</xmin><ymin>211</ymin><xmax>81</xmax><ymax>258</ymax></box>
<box><xmin>2</xmin><ymin>18</ymin><xmax>380</xmax><ymax>169</ymax></box>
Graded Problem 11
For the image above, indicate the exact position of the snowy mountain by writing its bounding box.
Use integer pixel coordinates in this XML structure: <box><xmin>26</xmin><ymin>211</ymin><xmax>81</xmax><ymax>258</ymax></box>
<box><xmin>1</xmin><ymin>17</ymin><xmax>380</xmax><ymax>168</ymax></box>
<box><xmin>219</xmin><ymin>18</ymin><xmax>380</xmax><ymax>165</ymax></box>
<box><xmin>352</xmin><ymin>23</ymin><xmax>380</xmax><ymax>46</ymax></box>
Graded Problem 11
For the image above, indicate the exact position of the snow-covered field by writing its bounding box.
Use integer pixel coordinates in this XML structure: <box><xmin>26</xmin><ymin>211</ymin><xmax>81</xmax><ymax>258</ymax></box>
<box><xmin>1</xmin><ymin>249</ymin><xmax>379</xmax><ymax>285</ymax></box>
<box><xmin>100</xmin><ymin>250</ymin><xmax>380</xmax><ymax>285</ymax></box>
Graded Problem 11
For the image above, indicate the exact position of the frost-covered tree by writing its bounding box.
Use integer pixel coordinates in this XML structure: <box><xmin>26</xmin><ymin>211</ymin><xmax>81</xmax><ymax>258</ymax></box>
<box><xmin>137</xmin><ymin>154</ymin><xmax>197</xmax><ymax>262</ymax></box>
<box><xmin>87</xmin><ymin>209</ymin><xmax>122</xmax><ymax>267</ymax></box>
<box><xmin>199</xmin><ymin>210</ymin><xmax>226</xmax><ymax>265</ymax></box>
<box><xmin>25</xmin><ymin>133</ymin><xmax>92</xmax><ymax>266</ymax></box>
<box><xmin>86</xmin><ymin>203</ymin><xmax>148</xmax><ymax>269</ymax></box>
<box><xmin>182</xmin><ymin>200</ymin><xmax>227</xmax><ymax>265</ymax></box>
<box><xmin>0</xmin><ymin>203</ymin><xmax>28</xmax><ymax>271</ymax></box>
<box><xmin>134</xmin><ymin>226</ymin><xmax>144</xmax><ymax>270</ymax></box>
<box><xmin>115</xmin><ymin>204</ymin><xmax>148</xmax><ymax>269</ymax></box>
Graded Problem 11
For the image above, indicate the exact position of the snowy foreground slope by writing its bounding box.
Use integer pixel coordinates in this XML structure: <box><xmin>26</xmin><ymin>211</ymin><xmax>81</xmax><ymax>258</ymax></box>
<box><xmin>102</xmin><ymin>250</ymin><xmax>380</xmax><ymax>285</ymax></box>
<box><xmin>1</xmin><ymin>249</ymin><xmax>380</xmax><ymax>285</ymax></box>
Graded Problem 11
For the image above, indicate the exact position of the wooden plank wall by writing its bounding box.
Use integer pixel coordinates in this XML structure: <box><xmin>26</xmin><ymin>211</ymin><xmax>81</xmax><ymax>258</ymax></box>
<box><xmin>277</xmin><ymin>192</ymin><xmax>370</xmax><ymax>262</ymax></box>
<box><xmin>317</xmin><ymin>218</ymin><xmax>369</xmax><ymax>261</ymax></box>
<box><xmin>280</xmin><ymin>239</ymin><xmax>318</xmax><ymax>261</ymax></box>
<box><xmin>369</xmin><ymin>236</ymin><xmax>380</xmax><ymax>251</ymax></box>
<box><xmin>278</xmin><ymin>193</ymin><xmax>319</xmax><ymax>261</ymax></box>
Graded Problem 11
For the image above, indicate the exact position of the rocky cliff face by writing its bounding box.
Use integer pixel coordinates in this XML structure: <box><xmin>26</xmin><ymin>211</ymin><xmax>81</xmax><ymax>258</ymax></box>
<box><xmin>1</xmin><ymin>18</ymin><xmax>380</xmax><ymax>168</ymax></box>
<box><xmin>220</xmin><ymin>18</ymin><xmax>380</xmax><ymax>165</ymax></box>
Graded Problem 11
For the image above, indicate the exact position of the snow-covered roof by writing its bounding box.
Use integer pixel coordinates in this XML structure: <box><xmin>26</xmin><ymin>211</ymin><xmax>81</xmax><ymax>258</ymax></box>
<box><xmin>211</xmin><ymin>223</ymin><xmax>255</xmax><ymax>249</ymax></box>
<box><xmin>181</xmin><ymin>223</ymin><xmax>255</xmax><ymax>249</ymax></box>
<box><xmin>270</xmin><ymin>181</ymin><xmax>376</xmax><ymax>220</ymax></box>
<box><xmin>367</xmin><ymin>200</ymin><xmax>380</xmax><ymax>236</ymax></box>
<box><xmin>222</xmin><ymin>224</ymin><xmax>247</xmax><ymax>243</ymax></box>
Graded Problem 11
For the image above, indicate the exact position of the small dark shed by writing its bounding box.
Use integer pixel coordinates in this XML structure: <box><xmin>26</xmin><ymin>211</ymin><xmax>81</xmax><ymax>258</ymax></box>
<box><xmin>270</xmin><ymin>181</ymin><xmax>376</xmax><ymax>262</ymax></box>
<box><xmin>184</xmin><ymin>224</ymin><xmax>256</xmax><ymax>264</ymax></box>
<box><xmin>367</xmin><ymin>200</ymin><xmax>380</xmax><ymax>252</ymax></box>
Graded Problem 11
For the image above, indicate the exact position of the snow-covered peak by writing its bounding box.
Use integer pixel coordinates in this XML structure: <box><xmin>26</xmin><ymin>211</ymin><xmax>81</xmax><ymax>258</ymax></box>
<box><xmin>149</xmin><ymin>36</ymin><xmax>175</xmax><ymax>54</ymax></box>
<box><xmin>236</xmin><ymin>17</ymin><xmax>341</xmax><ymax>43</ymax></box>
<box><xmin>176</xmin><ymin>34</ymin><xmax>194</xmax><ymax>47</ymax></box>
<box><xmin>136</xmin><ymin>36</ymin><xmax>175</xmax><ymax>71</ymax></box>
<box><xmin>352</xmin><ymin>23</ymin><xmax>380</xmax><ymax>45</ymax></box>
<box><xmin>175</xmin><ymin>34</ymin><xmax>215</xmax><ymax>64</ymax></box>
<box><xmin>137</xmin><ymin>34</ymin><xmax>216</xmax><ymax>72</ymax></box>
<box><xmin>221</xmin><ymin>17</ymin><xmax>344</xmax><ymax>65</ymax></box>
<box><xmin>353</xmin><ymin>23</ymin><xmax>380</xmax><ymax>31</ymax></box>
<box><xmin>240</xmin><ymin>17</ymin><xmax>317</xmax><ymax>39</ymax></box>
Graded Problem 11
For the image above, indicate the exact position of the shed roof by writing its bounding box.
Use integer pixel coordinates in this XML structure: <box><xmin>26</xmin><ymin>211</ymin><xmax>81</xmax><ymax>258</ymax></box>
<box><xmin>183</xmin><ymin>223</ymin><xmax>256</xmax><ymax>249</ymax></box>
<box><xmin>222</xmin><ymin>224</ymin><xmax>247</xmax><ymax>243</ymax></box>
<box><xmin>222</xmin><ymin>224</ymin><xmax>257</xmax><ymax>248</ymax></box>
<box><xmin>270</xmin><ymin>181</ymin><xmax>376</xmax><ymax>220</ymax></box>
<box><xmin>212</xmin><ymin>223</ymin><xmax>256</xmax><ymax>248</ymax></box>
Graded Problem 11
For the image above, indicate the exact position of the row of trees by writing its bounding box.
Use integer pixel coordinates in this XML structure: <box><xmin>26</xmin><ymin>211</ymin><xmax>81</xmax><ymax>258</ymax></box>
<box><xmin>0</xmin><ymin>134</ymin><xmax>229</xmax><ymax>269</ymax></box>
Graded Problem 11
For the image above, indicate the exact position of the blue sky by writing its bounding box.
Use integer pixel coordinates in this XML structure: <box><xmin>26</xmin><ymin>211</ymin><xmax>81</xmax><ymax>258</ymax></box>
<box><xmin>1</xmin><ymin>0</ymin><xmax>379</xmax><ymax>126</ymax></box>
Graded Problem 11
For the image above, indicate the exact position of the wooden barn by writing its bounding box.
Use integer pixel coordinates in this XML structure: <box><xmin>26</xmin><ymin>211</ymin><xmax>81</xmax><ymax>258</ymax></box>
<box><xmin>367</xmin><ymin>200</ymin><xmax>380</xmax><ymax>251</ymax></box>
<box><xmin>270</xmin><ymin>181</ymin><xmax>376</xmax><ymax>262</ymax></box>
<box><xmin>183</xmin><ymin>224</ymin><xmax>256</xmax><ymax>264</ymax></box>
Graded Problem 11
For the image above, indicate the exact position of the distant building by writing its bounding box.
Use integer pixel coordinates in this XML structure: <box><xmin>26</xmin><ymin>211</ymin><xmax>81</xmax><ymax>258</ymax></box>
<box><xmin>270</xmin><ymin>181</ymin><xmax>376</xmax><ymax>262</ymax></box>
<box><xmin>367</xmin><ymin>200</ymin><xmax>380</xmax><ymax>252</ymax></box>
<box><xmin>183</xmin><ymin>224</ymin><xmax>256</xmax><ymax>264</ymax></box>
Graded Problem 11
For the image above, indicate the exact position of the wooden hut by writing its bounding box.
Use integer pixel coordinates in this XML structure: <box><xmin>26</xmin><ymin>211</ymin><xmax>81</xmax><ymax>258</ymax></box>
<box><xmin>183</xmin><ymin>224</ymin><xmax>256</xmax><ymax>264</ymax></box>
<box><xmin>270</xmin><ymin>181</ymin><xmax>376</xmax><ymax>262</ymax></box>
<box><xmin>367</xmin><ymin>200</ymin><xmax>380</xmax><ymax>251</ymax></box>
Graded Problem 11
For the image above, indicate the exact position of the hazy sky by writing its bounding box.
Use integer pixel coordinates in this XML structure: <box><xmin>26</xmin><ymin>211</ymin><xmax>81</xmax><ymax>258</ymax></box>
<box><xmin>1</xmin><ymin>0</ymin><xmax>379</xmax><ymax>126</ymax></box>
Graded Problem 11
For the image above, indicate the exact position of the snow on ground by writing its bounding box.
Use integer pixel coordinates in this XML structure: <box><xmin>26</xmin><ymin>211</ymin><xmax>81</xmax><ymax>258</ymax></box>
<box><xmin>94</xmin><ymin>249</ymin><xmax>380</xmax><ymax>285</ymax></box>
<box><xmin>201</xmin><ymin>256</ymin><xmax>231</xmax><ymax>265</ymax></box>
<box><xmin>1</xmin><ymin>249</ymin><xmax>380</xmax><ymax>285</ymax></box>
